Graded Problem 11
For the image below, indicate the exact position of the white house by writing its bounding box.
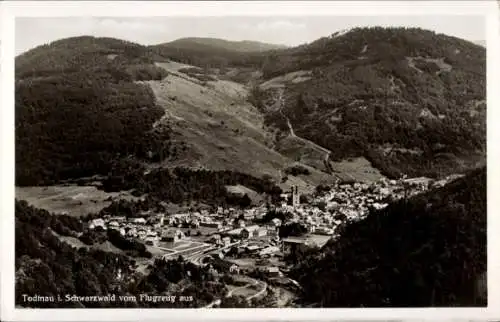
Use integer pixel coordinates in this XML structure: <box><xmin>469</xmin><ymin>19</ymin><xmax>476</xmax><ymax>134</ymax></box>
<box><xmin>271</xmin><ymin>218</ymin><xmax>282</xmax><ymax>227</ymax></box>
<box><xmin>229</xmin><ymin>264</ymin><xmax>240</xmax><ymax>274</ymax></box>
<box><xmin>89</xmin><ymin>218</ymin><xmax>106</xmax><ymax>230</ymax></box>
<box><xmin>132</xmin><ymin>217</ymin><xmax>147</xmax><ymax>225</ymax></box>
<box><xmin>222</xmin><ymin>236</ymin><xmax>231</xmax><ymax>247</ymax></box>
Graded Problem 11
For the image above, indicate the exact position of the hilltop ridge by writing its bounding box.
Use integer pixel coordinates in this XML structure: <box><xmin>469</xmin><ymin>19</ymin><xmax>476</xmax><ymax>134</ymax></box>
<box><xmin>15</xmin><ymin>26</ymin><xmax>486</xmax><ymax>190</ymax></box>
<box><xmin>160</xmin><ymin>37</ymin><xmax>288</xmax><ymax>52</ymax></box>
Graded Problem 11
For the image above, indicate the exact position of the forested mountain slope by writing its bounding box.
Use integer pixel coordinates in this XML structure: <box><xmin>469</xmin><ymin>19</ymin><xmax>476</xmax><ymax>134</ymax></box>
<box><xmin>15</xmin><ymin>36</ymin><xmax>334</xmax><ymax>192</ymax></box>
<box><xmin>15</xmin><ymin>27</ymin><xmax>486</xmax><ymax>189</ymax></box>
<box><xmin>290</xmin><ymin>167</ymin><xmax>487</xmax><ymax>307</ymax></box>
<box><xmin>161</xmin><ymin>37</ymin><xmax>287</xmax><ymax>52</ymax></box>
<box><xmin>258</xmin><ymin>27</ymin><xmax>486</xmax><ymax>179</ymax></box>
<box><xmin>15</xmin><ymin>199</ymin><xmax>228</xmax><ymax>308</ymax></box>
<box><xmin>15</xmin><ymin>36</ymin><xmax>178</xmax><ymax>186</ymax></box>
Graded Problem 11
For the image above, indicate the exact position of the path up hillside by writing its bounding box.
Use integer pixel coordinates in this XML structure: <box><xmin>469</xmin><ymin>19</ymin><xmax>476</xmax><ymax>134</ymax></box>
<box><xmin>258</xmin><ymin>27</ymin><xmax>486</xmax><ymax>179</ymax></box>
<box><xmin>146</xmin><ymin>62</ymin><xmax>335</xmax><ymax>192</ymax></box>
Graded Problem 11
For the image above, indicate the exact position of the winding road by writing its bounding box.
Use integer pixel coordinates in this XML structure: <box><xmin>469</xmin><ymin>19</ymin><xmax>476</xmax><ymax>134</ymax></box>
<box><xmin>273</xmin><ymin>87</ymin><xmax>334</xmax><ymax>173</ymax></box>
<box><xmin>202</xmin><ymin>276</ymin><xmax>268</xmax><ymax>308</ymax></box>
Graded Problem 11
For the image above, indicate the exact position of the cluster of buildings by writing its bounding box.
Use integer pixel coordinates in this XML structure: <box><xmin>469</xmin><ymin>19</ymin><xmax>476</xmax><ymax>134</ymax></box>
<box><xmin>274</xmin><ymin>177</ymin><xmax>435</xmax><ymax>238</ymax></box>
<box><xmin>87</xmin><ymin>204</ymin><xmax>279</xmax><ymax>248</ymax></box>
<box><xmin>86</xmin><ymin>174</ymin><xmax>461</xmax><ymax>270</ymax></box>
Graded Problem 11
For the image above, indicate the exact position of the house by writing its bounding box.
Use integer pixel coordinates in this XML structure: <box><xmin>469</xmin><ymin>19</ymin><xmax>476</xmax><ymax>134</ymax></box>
<box><xmin>137</xmin><ymin>229</ymin><xmax>147</xmax><ymax>239</ymax></box>
<box><xmin>229</xmin><ymin>264</ymin><xmax>240</xmax><ymax>274</ymax></box>
<box><xmin>307</xmin><ymin>225</ymin><xmax>316</xmax><ymax>233</ymax></box>
<box><xmin>201</xmin><ymin>221</ymin><xmax>222</xmax><ymax>229</ymax></box>
<box><xmin>108</xmin><ymin>221</ymin><xmax>119</xmax><ymax>229</ymax></box>
<box><xmin>191</xmin><ymin>219</ymin><xmax>200</xmax><ymax>228</ymax></box>
<box><xmin>222</xmin><ymin>236</ymin><xmax>231</xmax><ymax>247</ymax></box>
<box><xmin>162</xmin><ymin>229</ymin><xmax>185</xmax><ymax>243</ymax></box>
<box><xmin>132</xmin><ymin>217</ymin><xmax>147</xmax><ymax>225</ymax></box>
<box><xmin>89</xmin><ymin>218</ymin><xmax>106</xmax><ymax>230</ymax></box>
<box><xmin>227</xmin><ymin>228</ymin><xmax>243</xmax><ymax>237</ymax></box>
<box><xmin>168</xmin><ymin>217</ymin><xmax>178</xmax><ymax>226</ymax></box>
<box><xmin>146</xmin><ymin>230</ymin><xmax>158</xmax><ymax>237</ymax></box>
<box><xmin>211</xmin><ymin>234</ymin><xmax>222</xmax><ymax>245</ymax></box>
<box><xmin>144</xmin><ymin>236</ymin><xmax>159</xmax><ymax>247</ymax></box>
<box><xmin>253</xmin><ymin>228</ymin><xmax>267</xmax><ymax>238</ymax></box>
<box><xmin>240</xmin><ymin>225</ymin><xmax>260</xmax><ymax>239</ymax></box>
<box><xmin>271</xmin><ymin>218</ymin><xmax>282</xmax><ymax>227</ymax></box>
<box><xmin>267</xmin><ymin>267</ymin><xmax>282</xmax><ymax>277</ymax></box>
<box><xmin>266</xmin><ymin>228</ymin><xmax>278</xmax><ymax>238</ymax></box>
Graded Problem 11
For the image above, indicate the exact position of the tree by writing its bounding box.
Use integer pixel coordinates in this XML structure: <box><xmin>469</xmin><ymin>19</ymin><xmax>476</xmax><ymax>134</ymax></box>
<box><xmin>239</xmin><ymin>194</ymin><xmax>252</xmax><ymax>208</ymax></box>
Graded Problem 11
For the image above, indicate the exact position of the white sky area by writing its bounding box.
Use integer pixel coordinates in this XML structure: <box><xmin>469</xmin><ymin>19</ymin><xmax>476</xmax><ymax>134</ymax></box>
<box><xmin>15</xmin><ymin>15</ymin><xmax>485</xmax><ymax>55</ymax></box>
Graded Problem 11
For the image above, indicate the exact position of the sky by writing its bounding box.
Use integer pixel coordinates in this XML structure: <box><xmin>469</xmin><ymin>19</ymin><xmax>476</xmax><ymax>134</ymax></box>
<box><xmin>15</xmin><ymin>15</ymin><xmax>486</xmax><ymax>55</ymax></box>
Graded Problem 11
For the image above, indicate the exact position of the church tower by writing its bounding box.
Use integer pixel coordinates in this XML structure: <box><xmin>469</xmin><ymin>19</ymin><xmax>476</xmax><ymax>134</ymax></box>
<box><xmin>292</xmin><ymin>185</ymin><xmax>300</xmax><ymax>208</ymax></box>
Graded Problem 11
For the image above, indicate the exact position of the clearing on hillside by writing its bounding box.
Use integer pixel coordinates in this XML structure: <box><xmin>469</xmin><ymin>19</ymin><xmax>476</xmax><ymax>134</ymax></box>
<box><xmin>15</xmin><ymin>185</ymin><xmax>143</xmax><ymax>217</ymax></box>
<box><xmin>146</xmin><ymin>63</ymin><xmax>336</xmax><ymax>192</ymax></box>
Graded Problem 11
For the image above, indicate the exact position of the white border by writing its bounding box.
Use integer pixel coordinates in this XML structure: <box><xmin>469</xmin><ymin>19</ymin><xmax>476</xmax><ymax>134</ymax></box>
<box><xmin>1</xmin><ymin>1</ymin><xmax>499</xmax><ymax>321</ymax></box>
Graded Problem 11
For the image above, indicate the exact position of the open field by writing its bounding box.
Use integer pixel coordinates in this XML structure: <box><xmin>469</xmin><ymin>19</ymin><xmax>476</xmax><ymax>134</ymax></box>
<box><xmin>146</xmin><ymin>63</ymin><xmax>335</xmax><ymax>191</ymax></box>
<box><xmin>328</xmin><ymin>157</ymin><xmax>385</xmax><ymax>182</ymax></box>
<box><xmin>50</xmin><ymin>229</ymin><xmax>125</xmax><ymax>254</ymax></box>
<box><xmin>225</xmin><ymin>185</ymin><xmax>264</xmax><ymax>205</ymax></box>
<box><xmin>260</xmin><ymin>70</ymin><xmax>313</xmax><ymax>90</ymax></box>
<box><xmin>16</xmin><ymin>185</ymin><xmax>143</xmax><ymax>217</ymax></box>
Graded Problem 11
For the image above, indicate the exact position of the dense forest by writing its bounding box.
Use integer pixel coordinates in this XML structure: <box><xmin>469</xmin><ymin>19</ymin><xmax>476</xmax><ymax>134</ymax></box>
<box><xmin>262</xmin><ymin>27</ymin><xmax>486</xmax><ymax>178</ymax></box>
<box><xmin>290</xmin><ymin>167</ymin><xmax>486</xmax><ymax>307</ymax></box>
<box><xmin>102</xmin><ymin>167</ymin><xmax>283</xmax><ymax>209</ymax></box>
<box><xmin>15</xmin><ymin>37</ymin><xmax>180</xmax><ymax>186</ymax></box>
<box><xmin>149</xmin><ymin>40</ymin><xmax>268</xmax><ymax>70</ymax></box>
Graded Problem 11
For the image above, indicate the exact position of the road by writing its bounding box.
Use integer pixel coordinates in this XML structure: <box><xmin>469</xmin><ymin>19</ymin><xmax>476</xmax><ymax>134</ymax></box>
<box><xmin>272</xmin><ymin>87</ymin><xmax>337</xmax><ymax>177</ymax></box>
<box><xmin>186</xmin><ymin>241</ymin><xmax>242</xmax><ymax>265</ymax></box>
<box><xmin>202</xmin><ymin>275</ymin><xmax>268</xmax><ymax>308</ymax></box>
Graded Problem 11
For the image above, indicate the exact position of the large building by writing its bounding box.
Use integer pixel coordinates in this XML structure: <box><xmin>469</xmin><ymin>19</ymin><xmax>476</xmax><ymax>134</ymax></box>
<box><xmin>162</xmin><ymin>229</ymin><xmax>185</xmax><ymax>243</ymax></box>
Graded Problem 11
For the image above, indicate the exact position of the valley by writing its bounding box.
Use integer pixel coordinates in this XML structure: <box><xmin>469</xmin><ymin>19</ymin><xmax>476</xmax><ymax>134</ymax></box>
<box><xmin>13</xmin><ymin>26</ymin><xmax>487</xmax><ymax>309</ymax></box>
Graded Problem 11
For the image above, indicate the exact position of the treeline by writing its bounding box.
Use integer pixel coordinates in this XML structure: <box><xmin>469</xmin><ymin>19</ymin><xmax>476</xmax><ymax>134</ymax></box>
<box><xmin>257</xmin><ymin>209</ymin><xmax>293</xmax><ymax>224</ymax></box>
<box><xmin>290</xmin><ymin>167</ymin><xmax>486</xmax><ymax>307</ymax></box>
<box><xmin>279</xmin><ymin>222</ymin><xmax>308</xmax><ymax>238</ymax></box>
<box><xmin>16</xmin><ymin>200</ymin><xmax>134</xmax><ymax>308</ymax></box>
<box><xmin>102</xmin><ymin>167</ymin><xmax>283</xmax><ymax>208</ymax></box>
<box><xmin>284</xmin><ymin>165</ymin><xmax>311</xmax><ymax>176</ymax></box>
<box><xmin>15</xmin><ymin>200</ymin><xmax>229</xmax><ymax>308</ymax></box>
<box><xmin>149</xmin><ymin>42</ymin><xmax>267</xmax><ymax>70</ymax></box>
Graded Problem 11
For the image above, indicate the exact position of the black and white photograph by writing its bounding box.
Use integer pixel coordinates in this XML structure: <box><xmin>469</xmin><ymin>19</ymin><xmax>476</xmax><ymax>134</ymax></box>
<box><xmin>1</xmin><ymin>0</ymin><xmax>498</xmax><ymax>320</ymax></box>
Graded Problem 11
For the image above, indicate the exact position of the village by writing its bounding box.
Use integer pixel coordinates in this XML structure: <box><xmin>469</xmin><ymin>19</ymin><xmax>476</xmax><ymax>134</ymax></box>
<box><xmin>86</xmin><ymin>174</ymin><xmax>461</xmax><ymax>282</ymax></box>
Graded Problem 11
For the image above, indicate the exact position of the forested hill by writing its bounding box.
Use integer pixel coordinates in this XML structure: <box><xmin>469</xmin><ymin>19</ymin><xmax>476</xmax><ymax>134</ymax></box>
<box><xmin>15</xmin><ymin>36</ymin><xmax>177</xmax><ymax>186</ymax></box>
<box><xmin>15</xmin><ymin>27</ymin><xmax>486</xmax><ymax>187</ymax></box>
<box><xmin>290</xmin><ymin>166</ymin><xmax>487</xmax><ymax>307</ymax></box>
<box><xmin>259</xmin><ymin>27</ymin><xmax>486</xmax><ymax>179</ymax></box>
<box><xmin>160</xmin><ymin>37</ymin><xmax>287</xmax><ymax>52</ymax></box>
<box><xmin>14</xmin><ymin>35</ymin><xmax>287</xmax><ymax>197</ymax></box>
